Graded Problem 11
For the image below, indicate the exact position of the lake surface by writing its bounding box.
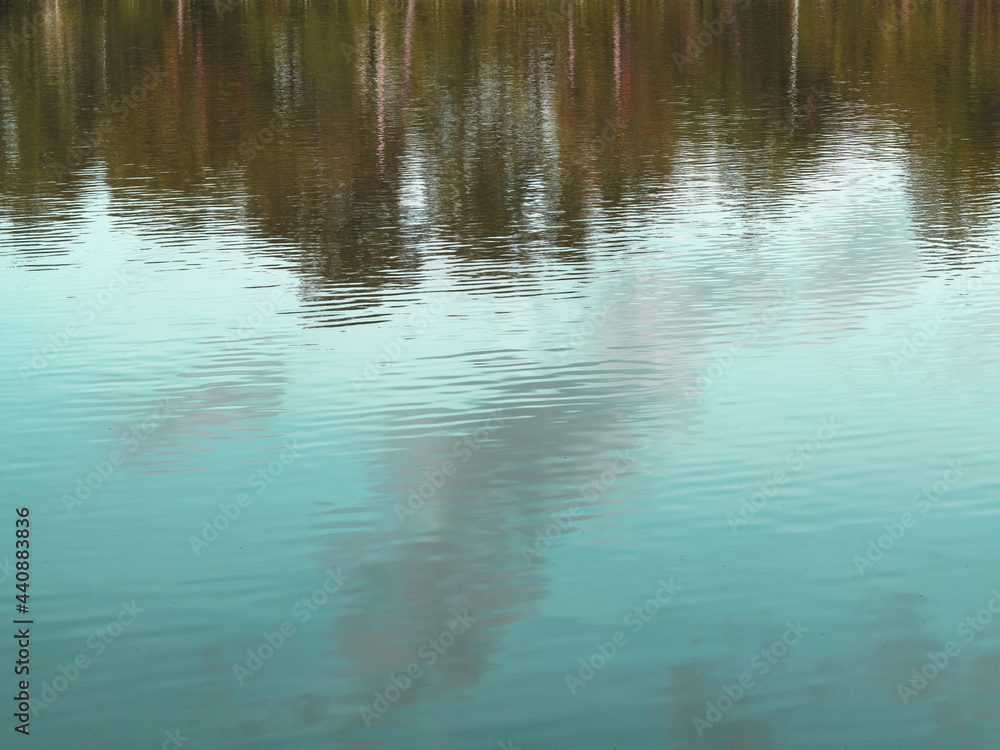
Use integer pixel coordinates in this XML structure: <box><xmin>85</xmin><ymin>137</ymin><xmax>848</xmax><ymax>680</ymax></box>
<box><xmin>4</xmin><ymin>1</ymin><xmax>1000</xmax><ymax>748</ymax></box>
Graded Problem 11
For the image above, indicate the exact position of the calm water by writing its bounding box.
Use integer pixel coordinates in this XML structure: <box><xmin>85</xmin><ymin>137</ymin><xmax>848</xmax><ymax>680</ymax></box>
<box><xmin>4</xmin><ymin>1</ymin><xmax>1000</xmax><ymax>748</ymax></box>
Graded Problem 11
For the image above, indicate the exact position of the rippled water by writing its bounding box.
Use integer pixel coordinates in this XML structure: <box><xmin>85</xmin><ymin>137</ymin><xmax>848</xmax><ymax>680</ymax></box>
<box><xmin>4</xmin><ymin>1</ymin><xmax>1000</xmax><ymax>748</ymax></box>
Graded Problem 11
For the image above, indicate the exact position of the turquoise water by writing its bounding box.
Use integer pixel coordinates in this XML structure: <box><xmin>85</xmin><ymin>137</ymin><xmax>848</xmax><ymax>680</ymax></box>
<box><xmin>7</xmin><ymin>173</ymin><xmax>1000</xmax><ymax>749</ymax></box>
<box><xmin>5</xmin><ymin>1</ymin><xmax>1000</xmax><ymax>748</ymax></box>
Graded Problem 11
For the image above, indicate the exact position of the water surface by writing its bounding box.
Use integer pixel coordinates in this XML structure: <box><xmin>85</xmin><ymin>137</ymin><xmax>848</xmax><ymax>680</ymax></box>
<box><xmin>3</xmin><ymin>1</ymin><xmax>1000</xmax><ymax>748</ymax></box>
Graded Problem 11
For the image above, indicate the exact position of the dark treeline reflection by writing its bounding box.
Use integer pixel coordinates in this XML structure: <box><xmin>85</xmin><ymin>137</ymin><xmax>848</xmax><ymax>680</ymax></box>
<box><xmin>2</xmin><ymin>0</ymin><xmax>1000</xmax><ymax>286</ymax></box>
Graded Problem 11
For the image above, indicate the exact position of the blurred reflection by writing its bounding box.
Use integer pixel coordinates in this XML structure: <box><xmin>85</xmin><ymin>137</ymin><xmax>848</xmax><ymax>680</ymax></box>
<box><xmin>3</xmin><ymin>0</ymin><xmax>1000</xmax><ymax>298</ymax></box>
